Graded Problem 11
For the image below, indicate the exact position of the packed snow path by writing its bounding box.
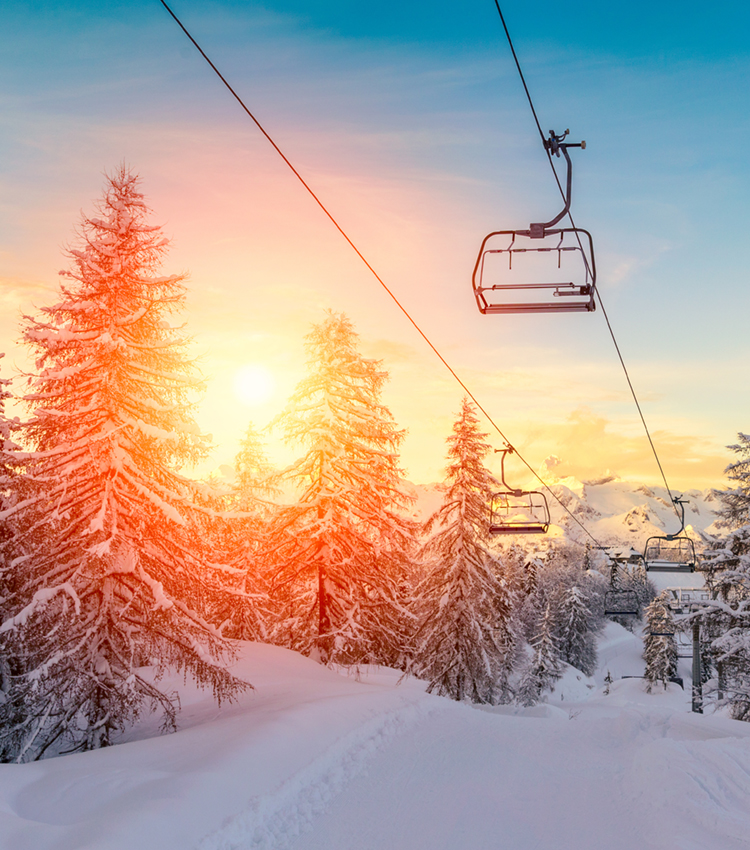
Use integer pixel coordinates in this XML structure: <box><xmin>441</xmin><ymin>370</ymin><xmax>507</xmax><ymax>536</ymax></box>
<box><xmin>1</xmin><ymin>627</ymin><xmax>750</xmax><ymax>850</ymax></box>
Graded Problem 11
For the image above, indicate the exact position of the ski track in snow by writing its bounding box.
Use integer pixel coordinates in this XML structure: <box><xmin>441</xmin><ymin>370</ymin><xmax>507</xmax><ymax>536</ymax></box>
<box><xmin>3</xmin><ymin>634</ymin><xmax>750</xmax><ymax>850</ymax></box>
<box><xmin>197</xmin><ymin>695</ymin><xmax>441</xmax><ymax>850</ymax></box>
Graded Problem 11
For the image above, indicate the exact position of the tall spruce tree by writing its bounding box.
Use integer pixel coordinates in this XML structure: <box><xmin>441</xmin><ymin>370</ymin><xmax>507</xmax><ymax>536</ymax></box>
<box><xmin>0</xmin><ymin>168</ymin><xmax>246</xmax><ymax>761</ymax></box>
<box><xmin>517</xmin><ymin>602</ymin><xmax>563</xmax><ymax>707</ymax></box>
<box><xmin>265</xmin><ymin>312</ymin><xmax>416</xmax><ymax>666</ymax></box>
<box><xmin>557</xmin><ymin>584</ymin><xmax>597</xmax><ymax>676</ymax></box>
<box><xmin>233</xmin><ymin>421</ymin><xmax>278</xmax><ymax>512</ymax></box>
<box><xmin>631</xmin><ymin>563</ymin><xmax>657</xmax><ymax>617</ymax></box>
<box><xmin>410</xmin><ymin>397</ymin><xmax>513</xmax><ymax>704</ymax></box>
<box><xmin>642</xmin><ymin>591</ymin><xmax>678</xmax><ymax>691</ymax></box>
<box><xmin>0</xmin><ymin>353</ymin><xmax>16</xmax><ymax>492</ymax></box>
<box><xmin>0</xmin><ymin>355</ymin><xmax>22</xmax><ymax>697</ymax></box>
<box><xmin>0</xmin><ymin>354</ymin><xmax>20</xmax><ymax>554</ymax></box>
<box><xmin>698</xmin><ymin>433</ymin><xmax>750</xmax><ymax>718</ymax></box>
<box><xmin>213</xmin><ymin>422</ymin><xmax>278</xmax><ymax>642</ymax></box>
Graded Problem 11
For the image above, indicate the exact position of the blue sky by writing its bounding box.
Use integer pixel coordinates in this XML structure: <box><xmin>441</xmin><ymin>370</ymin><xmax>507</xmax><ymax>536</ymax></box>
<box><xmin>1</xmin><ymin>1</ymin><xmax>748</xmax><ymax>489</ymax></box>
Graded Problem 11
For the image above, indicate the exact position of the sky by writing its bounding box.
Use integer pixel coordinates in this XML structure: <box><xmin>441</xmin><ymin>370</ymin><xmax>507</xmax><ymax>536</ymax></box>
<box><xmin>1</xmin><ymin>0</ymin><xmax>748</xmax><ymax>490</ymax></box>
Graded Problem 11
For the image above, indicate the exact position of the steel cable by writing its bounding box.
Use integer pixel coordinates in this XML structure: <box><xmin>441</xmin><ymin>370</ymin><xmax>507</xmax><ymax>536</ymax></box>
<box><xmin>491</xmin><ymin>1</ymin><xmax>683</xmax><ymax>523</ymax></box>
<box><xmin>158</xmin><ymin>0</ymin><xmax>604</xmax><ymax>546</ymax></box>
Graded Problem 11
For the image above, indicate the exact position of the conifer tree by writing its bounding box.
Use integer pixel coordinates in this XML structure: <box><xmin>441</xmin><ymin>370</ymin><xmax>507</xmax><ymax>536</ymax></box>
<box><xmin>410</xmin><ymin>398</ymin><xmax>513</xmax><ymax>704</ymax></box>
<box><xmin>0</xmin><ymin>353</ymin><xmax>20</xmax><ymax>554</ymax></box>
<box><xmin>0</xmin><ymin>168</ymin><xmax>246</xmax><ymax>761</ymax></box>
<box><xmin>265</xmin><ymin>312</ymin><xmax>416</xmax><ymax>665</ymax></box>
<box><xmin>697</xmin><ymin>433</ymin><xmax>750</xmax><ymax>718</ymax></box>
<box><xmin>214</xmin><ymin>422</ymin><xmax>278</xmax><ymax>642</ymax></box>
<box><xmin>557</xmin><ymin>584</ymin><xmax>597</xmax><ymax>676</ymax></box>
<box><xmin>0</xmin><ymin>353</ymin><xmax>16</xmax><ymax>486</ymax></box>
<box><xmin>517</xmin><ymin>602</ymin><xmax>562</xmax><ymax>706</ymax></box>
<box><xmin>630</xmin><ymin>563</ymin><xmax>657</xmax><ymax>616</ymax></box>
<box><xmin>714</xmin><ymin>433</ymin><xmax>750</xmax><ymax>528</ymax></box>
<box><xmin>233</xmin><ymin>421</ymin><xmax>278</xmax><ymax>512</ymax></box>
<box><xmin>642</xmin><ymin>591</ymin><xmax>678</xmax><ymax>691</ymax></box>
<box><xmin>0</xmin><ymin>355</ymin><xmax>22</xmax><ymax>696</ymax></box>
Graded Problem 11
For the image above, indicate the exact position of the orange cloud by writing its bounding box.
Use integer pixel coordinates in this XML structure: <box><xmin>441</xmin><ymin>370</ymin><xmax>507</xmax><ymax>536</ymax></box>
<box><xmin>510</xmin><ymin>407</ymin><xmax>729</xmax><ymax>492</ymax></box>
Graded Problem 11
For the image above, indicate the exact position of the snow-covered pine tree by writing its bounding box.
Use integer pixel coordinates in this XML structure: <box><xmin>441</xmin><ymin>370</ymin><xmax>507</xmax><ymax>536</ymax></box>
<box><xmin>409</xmin><ymin>397</ymin><xmax>514</xmax><ymax>704</ymax></box>
<box><xmin>714</xmin><ymin>433</ymin><xmax>750</xmax><ymax>528</ymax></box>
<box><xmin>213</xmin><ymin>422</ymin><xmax>278</xmax><ymax>642</ymax></box>
<box><xmin>696</xmin><ymin>433</ymin><xmax>750</xmax><ymax>718</ymax></box>
<box><xmin>0</xmin><ymin>168</ymin><xmax>246</xmax><ymax>761</ymax></box>
<box><xmin>0</xmin><ymin>353</ymin><xmax>20</xmax><ymax>554</ymax></box>
<box><xmin>522</xmin><ymin>554</ymin><xmax>541</xmax><ymax>597</ymax></box>
<box><xmin>642</xmin><ymin>591</ymin><xmax>678</xmax><ymax>692</ymax></box>
<box><xmin>265</xmin><ymin>312</ymin><xmax>416</xmax><ymax>666</ymax></box>
<box><xmin>702</xmin><ymin>434</ymin><xmax>750</xmax><ymax>588</ymax></box>
<box><xmin>557</xmin><ymin>584</ymin><xmax>597</xmax><ymax>676</ymax></box>
<box><xmin>517</xmin><ymin>601</ymin><xmax>563</xmax><ymax>707</ymax></box>
<box><xmin>233</xmin><ymin>421</ymin><xmax>278</xmax><ymax>512</ymax></box>
<box><xmin>0</xmin><ymin>353</ymin><xmax>16</xmax><ymax>483</ymax></box>
<box><xmin>0</xmin><ymin>354</ymin><xmax>22</xmax><ymax>697</ymax></box>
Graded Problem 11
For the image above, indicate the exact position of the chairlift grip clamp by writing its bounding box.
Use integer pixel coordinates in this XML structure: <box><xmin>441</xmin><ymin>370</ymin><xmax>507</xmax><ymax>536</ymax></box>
<box><xmin>532</xmin><ymin>129</ymin><xmax>586</xmax><ymax>236</ymax></box>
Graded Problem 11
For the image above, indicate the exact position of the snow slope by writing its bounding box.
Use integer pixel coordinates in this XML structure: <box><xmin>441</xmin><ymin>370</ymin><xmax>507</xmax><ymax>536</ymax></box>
<box><xmin>2</xmin><ymin>628</ymin><xmax>750</xmax><ymax>850</ymax></box>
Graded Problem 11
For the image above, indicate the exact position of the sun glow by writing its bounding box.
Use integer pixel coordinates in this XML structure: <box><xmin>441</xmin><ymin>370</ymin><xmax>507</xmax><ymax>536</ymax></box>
<box><xmin>233</xmin><ymin>364</ymin><xmax>275</xmax><ymax>407</ymax></box>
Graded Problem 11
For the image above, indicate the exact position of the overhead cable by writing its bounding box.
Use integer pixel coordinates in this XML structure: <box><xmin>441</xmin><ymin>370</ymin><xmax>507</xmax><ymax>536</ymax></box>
<box><xmin>491</xmin><ymin>1</ymin><xmax>682</xmax><ymax>523</ymax></box>
<box><xmin>158</xmin><ymin>0</ymin><xmax>603</xmax><ymax>547</ymax></box>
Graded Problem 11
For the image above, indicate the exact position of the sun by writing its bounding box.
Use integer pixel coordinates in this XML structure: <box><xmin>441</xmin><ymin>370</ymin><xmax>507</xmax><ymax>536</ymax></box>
<box><xmin>233</xmin><ymin>363</ymin><xmax>275</xmax><ymax>407</ymax></box>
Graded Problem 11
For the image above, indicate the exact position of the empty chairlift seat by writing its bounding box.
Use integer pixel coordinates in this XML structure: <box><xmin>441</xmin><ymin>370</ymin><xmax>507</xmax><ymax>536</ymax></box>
<box><xmin>473</xmin><ymin>228</ymin><xmax>596</xmax><ymax>314</ymax></box>
<box><xmin>643</xmin><ymin>496</ymin><xmax>697</xmax><ymax>573</ymax></box>
<box><xmin>644</xmin><ymin>536</ymin><xmax>696</xmax><ymax>573</ymax></box>
<box><xmin>603</xmin><ymin>589</ymin><xmax>640</xmax><ymax>617</ymax></box>
<box><xmin>488</xmin><ymin>447</ymin><xmax>550</xmax><ymax>536</ymax></box>
<box><xmin>472</xmin><ymin>130</ymin><xmax>596</xmax><ymax>315</ymax></box>
<box><xmin>489</xmin><ymin>489</ymin><xmax>550</xmax><ymax>535</ymax></box>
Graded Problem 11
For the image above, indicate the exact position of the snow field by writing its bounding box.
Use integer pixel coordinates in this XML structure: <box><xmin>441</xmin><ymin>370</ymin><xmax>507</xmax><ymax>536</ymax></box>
<box><xmin>198</xmin><ymin>696</ymin><xmax>442</xmax><ymax>850</ymax></box>
<box><xmin>1</xmin><ymin>629</ymin><xmax>750</xmax><ymax>850</ymax></box>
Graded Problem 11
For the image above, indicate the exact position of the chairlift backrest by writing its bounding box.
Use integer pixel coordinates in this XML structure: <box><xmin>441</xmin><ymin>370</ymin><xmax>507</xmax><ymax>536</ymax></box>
<box><xmin>489</xmin><ymin>490</ymin><xmax>550</xmax><ymax>535</ymax></box>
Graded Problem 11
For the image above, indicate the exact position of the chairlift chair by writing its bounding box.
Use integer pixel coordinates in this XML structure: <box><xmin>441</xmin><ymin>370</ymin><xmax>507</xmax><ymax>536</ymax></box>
<box><xmin>644</xmin><ymin>537</ymin><xmax>696</xmax><ymax>572</ymax></box>
<box><xmin>643</xmin><ymin>497</ymin><xmax>696</xmax><ymax>573</ymax></box>
<box><xmin>675</xmin><ymin>631</ymin><xmax>694</xmax><ymax>659</ymax></box>
<box><xmin>472</xmin><ymin>130</ymin><xmax>597</xmax><ymax>315</ymax></box>
<box><xmin>603</xmin><ymin>589</ymin><xmax>640</xmax><ymax>617</ymax></box>
<box><xmin>665</xmin><ymin>588</ymin><xmax>706</xmax><ymax>614</ymax></box>
<box><xmin>648</xmin><ymin>626</ymin><xmax>689</xmax><ymax>656</ymax></box>
<box><xmin>603</xmin><ymin>559</ymin><xmax>640</xmax><ymax>617</ymax></box>
<box><xmin>488</xmin><ymin>447</ymin><xmax>550</xmax><ymax>535</ymax></box>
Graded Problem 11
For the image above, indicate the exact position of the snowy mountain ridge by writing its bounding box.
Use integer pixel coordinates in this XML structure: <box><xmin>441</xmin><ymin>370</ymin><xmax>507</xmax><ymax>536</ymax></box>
<box><xmin>407</xmin><ymin>470</ymin><xmax>720</xmax><ymax>553</ymax></box>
